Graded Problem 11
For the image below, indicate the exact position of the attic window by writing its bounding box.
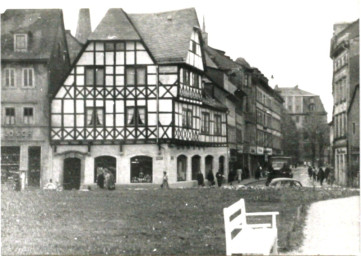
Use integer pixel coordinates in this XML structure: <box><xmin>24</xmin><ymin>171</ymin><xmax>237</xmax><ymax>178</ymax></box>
<box><xmin>14</xmin><ymin>34</ymin><xmax>27</xmax><ymax>52</ymax></box>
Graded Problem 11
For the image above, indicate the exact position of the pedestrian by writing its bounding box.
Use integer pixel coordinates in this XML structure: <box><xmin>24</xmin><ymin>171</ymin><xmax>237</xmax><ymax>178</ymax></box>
<box><xmin>308</xmin><ymin>166</ymin><xmax>313</xmax><ymax>179</ymax></box>
<box><xmin>255</xmin><ymin>165</ymin><xmax>262</xmax><ymax>180</ymax></box>
<box><xmin>312</xmin><ymin>166</ymin><xmax>317</xmax><ymax>182</ymax></box>
<box><xmin>328</xmin><ymin>171</ymin><xmax>335</xmax><ymax>186</ymax></box>
<box><xmin>104</xmin><ymin>168</ymin><xmax>115</xmax><ymax>190</ymax></box>
<box><xmin>237</xmin><ymin>167</ymin><xmax>243</xmax><ymax>183</ymax></box>
<box><xmin>196</xmin><ymin>171</ymin><xmax>204</xmax><ymax>187</ymax></box>
<box><xmin>207</xmin><ymin>170</ymin><xmax>215</xmax><ymax>186</ymax></box>
<box><xmin>318</xmin><ymin>167</ymin><xmax>325</xmax><ymax>185</ymax></box>
<box><xmin>228</xmin><ymin>167</ymin><xmax>235</xmax><ymax>185</ymax></box>
<box><xmin>161</xmin><ymin>171</ymin><xmax>169</xmax><ymax>189</ymax></box>
<box><xmin>216</xmin><ymin>169</ymin><xmax>223</xmax><ymax>187</ymax></box>
<box><xmin>96</xmin><ymin>169</ymin><xmax>105</xmax><ymax>189</ymax></box>
<box><xmin>325</xmin><ymin>166</ymin><xmax>331</xmax><ymax>181</ymax></box>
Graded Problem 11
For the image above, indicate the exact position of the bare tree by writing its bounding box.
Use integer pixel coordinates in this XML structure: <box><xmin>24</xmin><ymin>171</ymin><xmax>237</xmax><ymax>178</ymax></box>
<box><xmin>281</xmin><ymin>108</ymin><xmax>300</xmax><ymax>164</ymax></box>
<box><xmin>303</xmin><ymin>113</ymin><xmax>329</xmax><ymax>166</ymax></box>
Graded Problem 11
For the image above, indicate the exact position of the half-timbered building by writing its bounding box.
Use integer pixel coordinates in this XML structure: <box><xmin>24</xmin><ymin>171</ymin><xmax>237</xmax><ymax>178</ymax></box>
<box><xmin>50</xmin><ymin>8</ymin><xmax>228</xmax><ymax>189</ymax></box>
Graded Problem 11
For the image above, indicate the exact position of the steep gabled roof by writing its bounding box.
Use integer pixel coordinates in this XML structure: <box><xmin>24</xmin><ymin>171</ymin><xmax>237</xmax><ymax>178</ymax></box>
<box><xmin>275</xmin><ymin>86</ymin><xmax>316</xmax><ymax>96</ymax></box>
<box><xmin>1</xmin><ymin>9</ymin><xmax>64</xmax><ymax>60</ymax></box>
<box><xmin>128</xmin><ymin>8</ymin><xmax>199</xmax><ymax>64</ymax></box>
<box><xmin>204</xmin><ymin>45</ymin><xmax>239</xmax><ymax>70</ymax></box>
<box><xmin>88</xmin><ymin>8</ymin><xmax>140</xmax><ymax>41</ymax></box>
<box><xmin>65</xmin><ymin>30</ymin><xmax>83</xmax><ymax>65</ymax></box>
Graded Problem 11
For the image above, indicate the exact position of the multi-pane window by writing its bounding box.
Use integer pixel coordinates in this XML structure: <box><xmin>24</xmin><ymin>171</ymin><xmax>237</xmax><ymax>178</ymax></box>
<box><xmin>126</xmin><ymin>107</ymin><xmax>146</xmax><ymax>126</ymax></box>
<box><xmin>126</xmin><ymin>67</ymin><xmax>146</xmax><ymax>86</ymax></box>
<box><xmin>22</xmin><ymin>68</ymin><xmax>34</xmax><ymax>87</ymax></box>
<box><xmin>193</xmin><ymin>73</ymin><xmax>199</xmax><ymax>88</ymax></box>
<box><xmin>182</xmin><ymin>108</ymin><xmax>192</xmax><ymax>129</ymax></box>
<box><xmin>14</xmin><ymin>34</ymin><xmax>27</xmax><ymax>52</ymax></box>
<box><xmin>85</xmin><ymin>67</ymin><xmax>104</xmax><ymax>86</ymax></box>
<box><xmin>23</xmin><ymin>107</ymin><xmax>34</xmax><ymax>124</ymax></box>
<box><xmin>4</xmin><ymin>69</ymin><xmax>15</xmax><ymax>87</ymax></box>
<box><xmin>5</xmin><ymin>108</ymin><xmax>15</xmax><ymax>125</ymax></box>
<box><xmin>201</xmin><ymin>112</ymin><xmax>210</xmax><ymax>134</ymax></box>
<box><xmin>214</xmin><ymin>114</ymin><xmax>222</xmax><ymax>135</ymax></box>
<box><xmin>86</xmin><ymin>108</ymin><xmax>104</xmax><ymax>126</ymax></box>
<box><xmin>183</xmin><ymin>69</ymin><xmax>190</xmax><ymax>85</ymax></box>
<box><xmin>309</xmin><ymin>104</ymin><xmax>315</xmax><ymax>111</ymax></box>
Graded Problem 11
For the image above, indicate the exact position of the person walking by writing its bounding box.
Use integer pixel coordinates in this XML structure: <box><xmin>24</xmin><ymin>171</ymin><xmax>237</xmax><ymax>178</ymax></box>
<box><xmin>324</xmin><ymin>166</ymin><xmax>331</xmax><ymax>181</ymax></box>
<box><xmin>161</xmin><ymin>171</ymin><xmax>169</xmax><ymax>189</ymax></box>
<box><xmin>237</xmin><ymin>167</ymin><xmax>243</xmax><ymax>183</ymax></box>
<box><xmin>312</xmin><ymin>166</ymin><xmax>317</xmax><ymax>182</ymax></box>
<box><xmin>196</xmin><ymin>171</ymin><xmax>204</xmax><ymax>187</ymax></box>
<box><xmin>255</xmin><ymin>165</ymin><xmax>262</xmax><ymax>180</ymax></box>
<box><xmin>308</xmin><ymin>166</ymin><xmax>313</xmax><ymax>179</ymax></box>
<box><xmin>216</xmin><ymin>169</ymin><xmax>223</xmax><ymax>187</ymax></box>
<box><xmin>318</xmin><ymin>167</ymin><xmax>325</xmax><ymax>185</ymax></box>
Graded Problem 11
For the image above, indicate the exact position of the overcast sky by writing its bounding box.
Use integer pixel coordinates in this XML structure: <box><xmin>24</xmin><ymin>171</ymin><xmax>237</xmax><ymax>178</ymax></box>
<box><xmin>2</xmin><ymin>0</ymin><xmax>360</xmax><ymax>121</ymax></box>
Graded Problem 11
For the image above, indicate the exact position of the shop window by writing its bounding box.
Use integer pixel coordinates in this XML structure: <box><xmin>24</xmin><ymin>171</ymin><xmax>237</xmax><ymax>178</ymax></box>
<box><xmin>177</xmin><ymin>155</ymin><xmax>187</xmax><ymax>181</ymax></box>
<box><xmin>94</xmin><ymin>156</ymin><xmax>117</xmax><ymax>185</ymax></box>
<box><xmin>130</xmin><ymin>156</ymin><xmax>152</xmax><ymax>183</ymax></box>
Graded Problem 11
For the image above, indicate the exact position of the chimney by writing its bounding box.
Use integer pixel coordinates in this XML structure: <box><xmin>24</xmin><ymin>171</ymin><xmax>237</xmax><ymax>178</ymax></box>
<box><xmin>201</xmin><ymin>16</ymin><xmax>208</xmax><ymax>45</ymax></box>
<box><xmin>75</xmin><ymin>9</ymin><xmax>92</xmax><ymax>44</ymax></box>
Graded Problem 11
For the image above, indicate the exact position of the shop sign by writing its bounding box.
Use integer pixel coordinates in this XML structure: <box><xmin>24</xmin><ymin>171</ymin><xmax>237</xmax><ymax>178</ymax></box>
<box><xmin>250</xmin><ymin>146</ymin><xmax>257</xmax><ymax>154</ymax></box>
<box><xmin>264</xmin><ymin>148</ymin><xmax>273</xmax><ymax>155</ymax></box>
<box><xmin>256</xmin><ymin>147</ymin><xmax>264</xmax><ymax>155</ymax></box>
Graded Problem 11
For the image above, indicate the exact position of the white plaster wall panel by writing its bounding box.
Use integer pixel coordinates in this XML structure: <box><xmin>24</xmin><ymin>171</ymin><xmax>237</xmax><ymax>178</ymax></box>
<box><xmin>78</xmin><ymin>52</ymin><xmax>94</xmax><ymax>65</ymax></box>
<box><xmin>64</xmin><ymin>75</ymin><xmax>74</xmax><ymax>86</ymax></box>
<box><xmin>63</xmin><ymin>100</ymin><xmax>74</xmax><ymax>113</ymax></box>
<box><xmin>115</xmin><ymin>52</ymin><xmax>125</xmax><ymax>65</ymax></box>
<box><xmin>136</xmin><ymin>51</ymin><xmax>153</xmax><ymax>64</ymax></box>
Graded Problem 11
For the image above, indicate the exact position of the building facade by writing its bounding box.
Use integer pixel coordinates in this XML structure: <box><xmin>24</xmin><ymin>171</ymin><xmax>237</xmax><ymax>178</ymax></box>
<box><xmin>203</xmin><ymin>45</ymin><xmax>246</xmax><ymax>176</ymax></box>
<box><xmin>275</xmin><ymin>85</ymin><xmax>328</xmax><ymax>164</ymax></box>
<box><xmin>330</xmin><ymin>19</ymin><xmax>359</xmax><ymax>185</ymax></box>
<box><xmin>49</xmin><ymin>8</ymin><xmax>228</xmax><ymax>189</ymax></box>
<box><xmin>1</xmin><ymin>9</ymin><xmax>71</xmax><ymax>187</ymax></box>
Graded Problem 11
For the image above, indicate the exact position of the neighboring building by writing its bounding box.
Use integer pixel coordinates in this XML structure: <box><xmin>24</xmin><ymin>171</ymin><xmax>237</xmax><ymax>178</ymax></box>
<box><xmin>203</xmin><ymin>45</ymin><xmax>246</xmax><ymax>176</ymax></box>
<box><xmin>330</xmin><ymin>19</ymin><xmax>359</xmax><ymax>185</ymax></box>
<box><xmin>49</xmin><ymin>8</ymin><xmax>228</xmax><ymax>189</ymax></box>
<box><xmin>1</xmin><ymin>9</ymin><xmax>71</xmax><ymax>187</ymax></box>
<box><xmin>247</xmin><ymin>68</ymin><xmax>284</xmax><ymax>174</ymax></box>
<box><xmin>275</xmin><ymin>85</ymin><xmax>328</xmax><ymax>164</ymax></box>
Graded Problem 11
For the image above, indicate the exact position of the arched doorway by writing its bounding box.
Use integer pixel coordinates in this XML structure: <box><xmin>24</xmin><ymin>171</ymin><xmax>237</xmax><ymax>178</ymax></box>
<box><xmin>63</xmin><ymin>158</ymin><xmax>81</xmax><ymax>190</ymax></box>
<box><xmin>94</xmin><ymin>156</ymin><xmax>117</xmax><ymax>183</ymax></box>
<box><xmin>219</xmin><ymin>156</ymin><xmax>225</xmax><ymax>174</ymax></box>
<box><xmin>192</xmin><ymin>155</ymin><xmax>201</xmax><ymax>180</ymax></box>
<box><xmin>205</xmin><ymin>155</ymin><xmax>214</xmax><ymax>177</ymax></box>
<box><xmin>177</xmin><ymin>155</ymin><xmax>187</xmax><ymax>181</ymax></box>
<box><xmin>131</xmin><ymin>156</ymin><xmax>152</xmax><ymax>183</ymax></box>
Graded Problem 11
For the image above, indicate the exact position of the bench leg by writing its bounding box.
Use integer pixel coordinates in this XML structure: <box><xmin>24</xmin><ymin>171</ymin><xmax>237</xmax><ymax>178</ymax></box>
<box><xmin>272</xmin><ymin>238</ymin><xmax>278</xmax><ymax>255</ymax></box>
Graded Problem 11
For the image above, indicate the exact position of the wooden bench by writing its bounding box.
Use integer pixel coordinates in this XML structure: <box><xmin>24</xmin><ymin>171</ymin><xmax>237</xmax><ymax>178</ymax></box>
<box><xmin>223</xmin><ymin>198</ymin><xmax>279</xmax><ymax>255</ymax></box>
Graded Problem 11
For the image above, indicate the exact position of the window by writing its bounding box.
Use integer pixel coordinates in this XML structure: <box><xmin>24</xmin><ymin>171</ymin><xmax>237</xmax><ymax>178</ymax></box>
<box><xmin>105</xmin><ymin>42</ymin><xmax>115</xmax><ymax>51</ymax></box>
<box><xmin>85</xmin><ymin>67</ymin><xmax>104</xmax><ymax>86</ymax></box>
<box><xmin>193</xmin><ymin>73</ymin><xmax>199</xmax><ymax>88</ymax></box>
<box><xmin>295</xmin><ymin>116</ymin><xmax>299</xmax><ymax>123</ymax></box>
<box><xmin>183</xmin><ymin>69</ymin><xmax>190</xmax><ymax>85</ymax></box>
<box><xmin>22</xmin><ymin>68</ymin><xmax>34</xmax><ymax>87</ymax></box>
<box><xmin>4</xmin><ymin>69</ymin><xmax>15</xmax><ymax>87</ymax></box>
<box><xmin>86</xmin><ymin>108</ymin><xmax>104</xmax><ymax>126</ymax></box>
<box><xmin>353</xmin><ymin>122</ymin><xmax>356</xmax><ymax>135</ymax></box>
<box><xmin>244</xmin><ymin>74</ymin><xmax>248</xmax><ymax>86</ymax></box>
<box><xmin>14</xmin><ymin>34</ymin><xmax>27</xmax><ymax>52</ymax></box>
<box><xmin>309</xmin><ymin>104</ymin><xmax>315</xmax><ymax>111</ymax></box>
<box><xmin>201</xmin><ymin>112</ymin><xmax>210</xmax><ymax>134</ymax></box>
<box><xmin>182</xmin><ymin>108</ymin><xmax>192</xmax><ymax>129</ymax></box>
<box><xmin>5</xmin><ymin>108</ymin><xmax>15</xmax><ymax>125</ymax></box>
<box><xmin>126</xmin><ymin>107</ymin><xmax>146</xmax><ymax>126</ymax></box>
<box><xmin>214</xmin><ymin>114</ymin><xmax>222</xmax><ymax>135</ymax></box>
<box><xmin>126</xmin><ymin>67</ymin><xmax>146</xmax><ymax>86</ymax></box>
<box><xmin>23</xmin><ymin>107</ymin><xmax>33</xmax><ymax>124</ymax></box>
<box><xmin>191</xmin><ymin>41</ymin><xmax>197</xmax><ymax>53</ymax></box>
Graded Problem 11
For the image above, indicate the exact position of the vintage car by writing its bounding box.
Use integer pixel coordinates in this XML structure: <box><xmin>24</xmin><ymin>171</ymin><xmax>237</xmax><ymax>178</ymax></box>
<box><xmin>269</xmin><ymin>178</ymin><xmax>303</xmax><ymax>187</ymax></box>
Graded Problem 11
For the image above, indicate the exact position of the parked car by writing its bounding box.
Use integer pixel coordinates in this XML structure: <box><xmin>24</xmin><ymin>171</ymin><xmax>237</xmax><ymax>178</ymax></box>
<box><xmin>269</xmin><ymin>178</ymin><xmax>302</xmax><ymax>188</ymax></box>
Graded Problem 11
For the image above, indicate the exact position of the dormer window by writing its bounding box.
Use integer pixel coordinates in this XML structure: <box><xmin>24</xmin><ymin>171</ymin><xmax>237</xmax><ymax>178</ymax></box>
<box><xmin>14</xmin><ymin>34</ymin><xmax>27</xmax><ymax>52</ymax></box>
<box><xmin>309</xmin><ymin>103</ymin><xmax>315</xmax><ymax>111</ymax></box>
